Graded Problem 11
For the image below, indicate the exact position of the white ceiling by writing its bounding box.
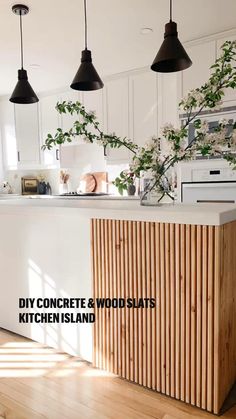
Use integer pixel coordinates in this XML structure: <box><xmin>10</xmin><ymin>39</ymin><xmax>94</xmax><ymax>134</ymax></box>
<box><xmin>0</xmin><ymin>0</ymin><xmax>236</xmax><ymax>96</ymax></box>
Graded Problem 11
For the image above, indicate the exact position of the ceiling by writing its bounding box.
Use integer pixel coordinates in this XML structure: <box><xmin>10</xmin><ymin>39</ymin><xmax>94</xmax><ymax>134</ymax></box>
<box><xmin>0</xmin><ymin>0</ymin><xmax>236</xmax><ymax>96</ymax></box>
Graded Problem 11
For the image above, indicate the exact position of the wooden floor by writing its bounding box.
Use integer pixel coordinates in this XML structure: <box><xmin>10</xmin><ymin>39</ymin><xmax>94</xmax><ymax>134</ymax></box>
<box><xmin>0</xmin><ymin>330</ymin><xmax>235</xmax><ymax>419</ymax></box>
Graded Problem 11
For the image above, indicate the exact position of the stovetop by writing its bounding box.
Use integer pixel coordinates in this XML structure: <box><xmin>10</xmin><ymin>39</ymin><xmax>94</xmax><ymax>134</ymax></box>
<box><xmin>60</xmin><ymin>192</ymin><xmax>109</xmax><ymax>197</ymax></box>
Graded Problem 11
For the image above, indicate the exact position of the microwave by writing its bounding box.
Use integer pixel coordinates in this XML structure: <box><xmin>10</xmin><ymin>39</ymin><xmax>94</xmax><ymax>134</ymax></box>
<box><xmin>21</xmin><ymin>177</ymin><xmax>39</xmax><ymax>195</ymax></box>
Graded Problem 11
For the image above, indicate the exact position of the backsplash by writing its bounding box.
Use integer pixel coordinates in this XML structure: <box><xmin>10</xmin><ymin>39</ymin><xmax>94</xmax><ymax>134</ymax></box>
<box><xmin>2</xmin><ymin>163</ymin><xmax>130</xmax><ymax>196</ymax></box>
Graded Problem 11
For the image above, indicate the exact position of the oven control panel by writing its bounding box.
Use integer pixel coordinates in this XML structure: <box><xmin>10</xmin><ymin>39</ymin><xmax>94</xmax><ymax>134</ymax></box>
<box><xmin>192</xmin><ymin>167</ymin><xmax>236</xmax><ymax>182</ymax></box>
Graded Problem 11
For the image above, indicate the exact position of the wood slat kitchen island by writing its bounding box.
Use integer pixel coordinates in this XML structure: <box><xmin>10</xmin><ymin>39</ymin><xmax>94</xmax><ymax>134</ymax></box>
<box><xmin>91</xmin><ymin>216</ymin><xmax>236</xmax><ymax>415</ymax></box>
<box><xmin>0</xmin><ymin>198</ymin><xmax>236</xmax><ymax>416</ymax></box>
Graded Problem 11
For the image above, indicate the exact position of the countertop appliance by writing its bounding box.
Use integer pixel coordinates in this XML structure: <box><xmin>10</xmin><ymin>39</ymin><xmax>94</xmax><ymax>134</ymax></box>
<box><xmin>21</xmin><ymin>177</ymin><xmax>38</xmax><ymax>195</ymax></box>
<box><xmin>178</xmin><ymin>160</ymin><xmax>236</xmax><ymax>203</ymax></box>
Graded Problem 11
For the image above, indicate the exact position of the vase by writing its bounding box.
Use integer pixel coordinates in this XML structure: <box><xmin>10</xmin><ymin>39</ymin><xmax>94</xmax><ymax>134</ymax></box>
<box><xmin>127</xmin><ymin>184</ymin><xmax>136</xmax><ymax>196</ymax></box>
<box><xmin>140</xmin><ymin>189</ymin><xmax>175</xmax><ymax>206</ymax></box>
<box><xmin>59</xmin><ymin>183</ymin><xmax>68</xmax><ymax>195</ymax></box>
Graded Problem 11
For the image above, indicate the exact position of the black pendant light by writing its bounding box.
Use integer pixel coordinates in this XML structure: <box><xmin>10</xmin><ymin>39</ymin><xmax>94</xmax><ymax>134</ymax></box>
<box><xmin>71</xmin><ymin>0</ymin><xmax>104</xmax><ymax>91</ymax></box>
<box><xmin>10</xmin><ymin>4</ymin><xmax>39</xmax><ymax>104</ymax></box>
<box><xmin>151</xmin><ymin>0</ymin><xmax>192</xmax><ymax>73</ymax></box>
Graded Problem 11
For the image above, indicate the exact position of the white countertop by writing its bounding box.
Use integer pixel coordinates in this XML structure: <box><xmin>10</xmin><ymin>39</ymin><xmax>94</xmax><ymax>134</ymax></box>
<box><xmin>0</xmin><ymin>195</ymin><xmax>235</xmax><ymax>225</ymax></box>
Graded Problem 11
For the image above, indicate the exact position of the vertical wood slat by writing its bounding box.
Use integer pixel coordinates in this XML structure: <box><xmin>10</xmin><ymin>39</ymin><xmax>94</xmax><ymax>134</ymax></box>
<box><xmin>213</xmin><ymin>226</ymin><xmax>220</xmax><ymax>414</ymax></box>
<box><xmin>108</xmin><ymin>219</ymin><xmax>114</xmax><ymax>372</ymax></box>
<box><xmin>128</xmin><ymin>221</ymin><xmax>134</xmax><ymax>382</ymax></box>
<box><xmin>201</xmin><ymin>225</ymin><xmax>208</xmax><ymax>409</ymax></box>
<box><xmin>97</xmin><ymin>219</ymin><xmax>103</xmax><ymax>370</ymax></box>
<box><xmin>112</xmin><ymin>220</ymin><xmax>118</xmax><ymax>374</ymax></box>
<box><xmin>137</xmin><ymin>222</ymin><xmax>143</xmax><ymax>386</ymax></box>
<box><xmin>120</xmin><ymin>221</ymin><xmax>126</xmax><ymax>378</ymax></box>
<box><xmin>180</xmin><ymin>224</ymin><xmax>186</xmax><ymax>402</ymax></box>
<box><xmin>165</xmin><ymin>223</ymin><xmax>170</xmax><ymax>396</ymax></box>
<box><xmin>104</xmin><ymin>220</ymin><xmax>110</xmax><ymax>372</ymax></box>
<box><xmin>207</xmin><ymin>226</ymin><xmax>214</xmax><ymax>412</ymax></box>
<box><xmin>175</xmin><ymin>223</ymin><xmax>181</xmax><ymax>400</ymax></box>
<box><xmin>155</xmin><ymin>223</ymin><xmax>161</xmax><ymax>393</ymax></box>
<box><xmin>196</xmin><ymin>225</ymin><xmax>202</xmax><ymax>408</ymax></box>
<box><xmin>133</xmin><ymin>221</ymin><xmax>138</xmax><ymax>384</ymax></box>
<box><xmin>160</xmin><ymin>223</ymin><xmax>166</xmax><ymax>394</ymax></box>
<box><xmin>141</xmin><ymin>222</ymin><xmax>147</xmax><ymax>387</ymax></box>
<box><xmin>170</xmin><ymin>223</ymin><xmax>175</xmax><ymax>398</ymax></box>
<box><xmin>185</xmin><ymin>225</ymin><xmax>191</xmax><ymax>404</ymax></box>
<box><xmin>115</xmin><ymin>220</ymin><xmax>122</xmax><ymax>376</ymax></box>
<box><xmin>92</xmin><ymin>219</ymin><xmax>236</xmax><ymax>415</ymax></box>
<box><xmin>124</xmin><ymin>221</ymin><xmax>129</xmax><ymax>381</ymax></box>
<box><xmin>151</xmin><ymin>223</ymin><xmax>156</xmax><ymax>390</ymax></box>
<box><xmin>190</xmin><ymin>225</ymin><xmax>196</xmax><ymax>406</ymax></box>
<box><xmin>146</xmin><ymin>223</ymin><xmax>152</xmax><ymax>389</ymax></box>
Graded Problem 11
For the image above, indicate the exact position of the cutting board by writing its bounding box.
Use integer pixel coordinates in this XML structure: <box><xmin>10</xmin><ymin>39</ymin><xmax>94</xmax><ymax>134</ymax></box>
<box><xmin>79</xmin><ymin>174</ymin><xmax>97</xmax><ymax>193</ymax></box>
<box><xmin>78</xmin><ymin>172</ymin><xmax>108</xmax><ymax>193</ymax></box>
<box><xmin>93</xmin><ymin>172</ymin><xmax>108</xmax><ymax>192</ymax></box>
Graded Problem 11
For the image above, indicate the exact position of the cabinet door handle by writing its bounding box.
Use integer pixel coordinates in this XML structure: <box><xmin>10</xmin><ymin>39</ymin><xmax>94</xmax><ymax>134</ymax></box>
<box><xmin>17</xmin><ymin>151</ymin><xmax>20</xmax><ymax>162</ymax></box>
<box><xmin>56</xmin><ymin>149</ymin><xmax>60</xmax><ymax>161</ymax></box>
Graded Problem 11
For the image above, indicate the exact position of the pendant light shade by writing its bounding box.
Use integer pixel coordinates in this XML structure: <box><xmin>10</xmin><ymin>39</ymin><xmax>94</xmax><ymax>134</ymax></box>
<box><xmin>10</xmin><ymin>4</ymin><xmax>39</xmax><ymax>104</ymax></box>
<box><xmin>71</xmin><ymin>49</ymin><xmax>104</xmax><ymax>91</ymax></box>
<box><xmin>10</xmin><ymin>69</ymin><xmax>38</xmax><ymax>104</ymax></box>
<box><xmin>151</xmin><ymin>0</ymin><xmax>192</xmax><ymax>73</ymax></box>
<box><xmin>71</xmin><ymin>0</ymin><xmax>103</xmax><ymax>91</ymax></box>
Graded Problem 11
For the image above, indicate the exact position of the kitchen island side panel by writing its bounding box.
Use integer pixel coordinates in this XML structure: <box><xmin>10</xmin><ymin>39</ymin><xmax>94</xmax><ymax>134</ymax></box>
<box><xmin>215</xmin><ymin>221</ymin><xmax>236</xmax><ymax>413</ymax></box>
<box><xmin>91</xmin><ymin>219</ymin><xmax>236</xmax><ymax>414</ymax></box>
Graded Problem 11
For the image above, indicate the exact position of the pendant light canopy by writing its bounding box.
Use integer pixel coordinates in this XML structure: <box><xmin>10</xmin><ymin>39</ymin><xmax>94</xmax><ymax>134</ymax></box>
<box><xmin>151</xmin><ymin>0</ymin><xmax>192</xmax><ymax>73</ymax></box>
<box><xmin>71</xmin><ymin>0</ymin><xmax>104</xmax><ymax>91</ymax></box>
<box><xmin>10</xmin><ymin>4</ymin><xmax>39</xmax><ymax>104</ymax></box>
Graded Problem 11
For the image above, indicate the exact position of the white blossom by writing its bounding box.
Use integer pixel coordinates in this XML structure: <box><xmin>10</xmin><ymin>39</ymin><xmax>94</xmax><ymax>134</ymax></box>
<box><xmin>160</xmin><ymin>123</ymin><xmax>174</xmax><ymax>137</ymax></box>
<box><xmin>83</xmin><ymin>136</ymin><xmax>92</xmax><ymax>144</ymax></box>
<box><xmin>196</xmin><ymin>120</ymin><xmax>209</xmax><ymax>134</ymax></box>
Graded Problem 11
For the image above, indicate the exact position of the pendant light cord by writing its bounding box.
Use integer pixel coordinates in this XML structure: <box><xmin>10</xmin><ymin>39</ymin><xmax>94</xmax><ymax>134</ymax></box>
<box><xmin>19</xmin><ymin>11</ymin><xmax>24</xmax><ymax>69</ymax></box>
<box><xmin>170</xmin><ymin>0</ymin><xmax>172</xmax><ymax>21</ymax></box>
<box><xmin>84</xmin><ymin>0</ymin><xmax>88</xmax><ymax>49</ymax></box>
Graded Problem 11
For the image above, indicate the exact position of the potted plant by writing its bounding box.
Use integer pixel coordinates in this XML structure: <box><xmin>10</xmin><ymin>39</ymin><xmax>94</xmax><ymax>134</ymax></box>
<box><xmin>114</xmin><ymin>170</ymin><xmax>136</xmax><ymax>196</ymax></box>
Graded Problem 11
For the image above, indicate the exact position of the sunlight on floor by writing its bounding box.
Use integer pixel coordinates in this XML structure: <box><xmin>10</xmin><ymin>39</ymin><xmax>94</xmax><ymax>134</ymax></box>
<box><xmin>0</xmin><ymin>337</ymin><xmax>86</xmax><ymax>378</ymax></box>
<box><xmin>81</xmin><ymin>368</ymin><xmax>115</xmax><ymax>378</ymax></box>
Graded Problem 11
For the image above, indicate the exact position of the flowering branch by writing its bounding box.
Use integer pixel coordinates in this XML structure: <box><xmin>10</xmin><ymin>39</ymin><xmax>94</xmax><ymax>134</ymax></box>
<box><xmin>42</xmin><ymin>41</ymin><xmax>236</xmax><ymax>199</ymax></box>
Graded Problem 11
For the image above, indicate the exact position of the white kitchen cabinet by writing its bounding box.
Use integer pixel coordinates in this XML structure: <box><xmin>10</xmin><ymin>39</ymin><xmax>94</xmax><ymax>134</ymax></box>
<box><xmin>82</xmin><ymin>89</ymin><xmax>104</xmax><ymax>131</ymax></box>
<box><xmin>14</xmin><ymin>103</ymin><xmax>41</xmax><ymax>168</ymax></box>
<box><xmin>217</xmin><ymin>35</ymin><xmax>236</xmax><ymax>105</ymax></box>
<box><xmin>40</xmin><ymin>94</ymin><xmax>61</xmax><ymax>168</ymax></box>
<box><xmin>60</xmin><ymin>143</ymin><xmax>106</xmax><ymax>172</ymax></box>
<box><xmin>60</xmin><ymin>90</ymin><xmax>81</xmax><ymax>146</ymax></box>
<box><xmin>104</xmin><ymin>77</ymin><xmax>130</xmax><ymax>163</ymax></box>
<box><xmin>158</xmin><ymin>72</ymin><xmax>179</xmax><ymax>127</ymax></box>
<box><xmin>158</xmin><ymin>72</ymin><xmax>179</xmax><ymax>154</ymax></box>
<box><xmin>59</xmin><ymin>90</ymin><xmax>106</xmax><ymax>169</ymax></box>
<box><xmin>0</xmin><ymin>100</ymin><xmax>17</xmax><ymax>170</ymax></box>
<box><xmin>181</xmin><ymin>41</ymin><xmax>216</xmax><ymax>97</ymax></box>
<box><xmin>129</xmin><ymin>71</ymin><xmax>158</xmax><ymax>147</ymax></box>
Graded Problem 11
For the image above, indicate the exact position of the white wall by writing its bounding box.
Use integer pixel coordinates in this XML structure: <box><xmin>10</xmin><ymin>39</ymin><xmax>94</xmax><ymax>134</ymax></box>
<box><xmin>0</xmin><ymin>205</ymin><xmax>93</xmax><ymax>361</ymax></box>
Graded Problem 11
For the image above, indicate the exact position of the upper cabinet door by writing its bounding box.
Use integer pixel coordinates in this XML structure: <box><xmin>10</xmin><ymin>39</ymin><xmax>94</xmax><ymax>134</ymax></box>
<box><xmin>105</xmin><ymin>77</ymin><xmax>130</xmax><ymax>163</ymax></box>
<box><xmin>14</xmin><ymin>103</ymin><xmax>41</xmax><ymax>167</ymax></box>
<box><xmin>0</xmin><ymin>101</ymin><xmax>17</xmax><ymax>170</ymax></box>
<box><xmin>40</xmin><ymin>94</ymin><xmax>61</xmax><ymax>168</ymax></box>
<box><xmin>217</xmin><ymin>35</ymin><xmax>236</xmax><ymax>105</ymax></box>
<box><xmin>82</xmin><ymin>89</ymin><xmax>104</xmax><ymax>132</ymax></box>
<box><xmin>181</xmin><ymin>41</ymin><xmax>216</xmax><ymax>97</ymax></box>
<box><xmin>60</xmin><ymin>90</ymin><xmax>81</xmax><ymax>146</ymax></box>
<box><xmin>60</xmin><ymin>90</ymin><xmax>106</xmax><ymax>169</ymax></box>
<box><xmin>129</xmin><ymin>71</ymin><xmax>158</xmax><ymax>147</ymax></box>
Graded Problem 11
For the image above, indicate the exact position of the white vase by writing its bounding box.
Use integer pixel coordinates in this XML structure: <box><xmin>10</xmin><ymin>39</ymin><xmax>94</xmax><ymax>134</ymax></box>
<box><xmin>59</xmin><ymin>183</ymin><xmax>68</xmax><ymax>195</ymax></box>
